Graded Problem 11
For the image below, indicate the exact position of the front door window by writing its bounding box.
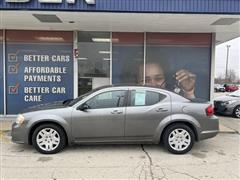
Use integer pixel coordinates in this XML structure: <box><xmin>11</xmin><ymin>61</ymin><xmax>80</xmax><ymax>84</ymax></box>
<box><xmin>85</xmin><ymin>90</ymin><xmax>126</xmax><ymax>109</ymax></box>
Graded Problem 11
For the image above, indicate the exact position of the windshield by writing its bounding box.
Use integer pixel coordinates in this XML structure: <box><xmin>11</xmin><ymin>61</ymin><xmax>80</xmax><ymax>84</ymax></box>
<box><xmin>229</xmin><ymin>90</ymin><xmax>240</xmax><ymax>97</ymax></box>
<box><xmin>66</xmin><ymin>85</ymin><xmax>114</xmax><ymax>106</ymax></box>
<box><xmin>67</xmin><ymin>87</ymin><xmax>106</xmax><ymax>106</ymax></box>
<box><xmin>67</xmin><ymin>92</ymin><xmax>92</xmax><ymax>106</ymax></box>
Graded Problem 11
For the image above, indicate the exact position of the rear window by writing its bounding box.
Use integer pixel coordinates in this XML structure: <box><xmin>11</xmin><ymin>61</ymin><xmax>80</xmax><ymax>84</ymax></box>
<box><xmin>190</xmin><ymin>98</ymin><xmax>208</xmax><ymax>103</ymax></box>
<box><xmin>130</xmin><ymin>90</ymin><xmax>166</xmax><ymax>106</ymax></box>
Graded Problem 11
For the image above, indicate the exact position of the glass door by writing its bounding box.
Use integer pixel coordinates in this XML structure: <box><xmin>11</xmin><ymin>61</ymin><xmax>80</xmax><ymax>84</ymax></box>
<box><xmin>77</xmin><ymin>31</ymin><xmax>110</xmax><ymax>96</ymax></box>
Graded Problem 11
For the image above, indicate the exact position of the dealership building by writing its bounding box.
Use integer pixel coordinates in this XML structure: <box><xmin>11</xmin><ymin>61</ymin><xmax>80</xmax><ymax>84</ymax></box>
<box><xmin>0</xmin><ymin>0</ymin><xmax>239</xmax><ymax>116</ymax></box>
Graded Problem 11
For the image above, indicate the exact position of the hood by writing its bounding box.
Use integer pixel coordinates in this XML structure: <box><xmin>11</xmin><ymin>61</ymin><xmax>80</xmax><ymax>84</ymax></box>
<box><xmin>21</xmin><ymin>101</ymin><xmax>67</xmax><ymax>113</ymax></box>
<box><xmin>214</xmin><ymin>95</ymin><xmax>239</xmax><ymax>102</ymax></box>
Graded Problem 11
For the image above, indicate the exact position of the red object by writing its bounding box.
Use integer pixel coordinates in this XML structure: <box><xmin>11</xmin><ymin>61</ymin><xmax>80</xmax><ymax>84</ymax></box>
<box><xmin>206</xmin><ymin>105</ymin><xmax>214</xmax><ymax>117</ymax></box>
<box><xmin>224</xmin><ymin>84</ymin><xmax>238</xmax><ymax>92</ymax></box>
<box><xmin>112</xmin><ymin>32</ymin><xmax>144</xmax><ymax>44</ymax></box>
<box><xmin>146</xmin><ymin>33</ymin><xmax>212</xmax><ymax>46</ymax></box>
<box><xmin>6</xmin><ymin>30</ymin><xmax>73</xmax><ymax>43</ymax></box>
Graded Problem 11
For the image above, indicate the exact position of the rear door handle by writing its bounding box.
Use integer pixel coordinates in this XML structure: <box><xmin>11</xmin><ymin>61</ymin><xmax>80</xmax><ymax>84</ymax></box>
<box><xmin>156</xmin><ymin>108</ymin><xmax>168</xmax><ymax>112</ymax></box>
<box><xmin>111</xmin><ymin>109</ymin><xmax>123</xmax><ymax>114</ymax></box>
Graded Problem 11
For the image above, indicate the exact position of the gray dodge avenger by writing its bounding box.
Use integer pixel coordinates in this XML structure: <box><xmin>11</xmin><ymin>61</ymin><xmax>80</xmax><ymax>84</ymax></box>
<box><xmin>12</xmin><ymin>85</ymin><xmax>219</xmax><ymax>154</ymax></box>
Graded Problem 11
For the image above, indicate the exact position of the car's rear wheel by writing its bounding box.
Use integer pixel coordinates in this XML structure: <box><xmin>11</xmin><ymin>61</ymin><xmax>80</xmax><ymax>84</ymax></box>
<box><xmin>32</xmin><ymin>124</ymin><xmax>66</xmax><ymax>154</ymax></box>
<box><xmin>233</xmin><ymin>106</ymin><xmax>240</xmax><ymax>118</ymax></box>
<box><xmin>163</xmin><ymin>123</ymin><xmax>195</xmax><ymax>154</ymax></box>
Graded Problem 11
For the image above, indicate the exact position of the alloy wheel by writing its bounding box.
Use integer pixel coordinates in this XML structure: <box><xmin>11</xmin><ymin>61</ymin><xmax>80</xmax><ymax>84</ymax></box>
<box><xmin>234</xmin><ymin>106</ymin><xmax>240</xmax><ymax>118</ymax></box>
<box><xmin>168</xmin><ymin>128</ymin><xmax>191</xmax><ymax>151</ymax></box>
<box><xmin>36</xmin><ymin>128</ymin><xmax>60</xmax><ymax>151</ymax></box>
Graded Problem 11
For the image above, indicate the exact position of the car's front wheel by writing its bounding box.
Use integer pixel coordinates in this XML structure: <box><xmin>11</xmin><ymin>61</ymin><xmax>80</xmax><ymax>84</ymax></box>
<box><xmin>32</xmin><ymin>123</ymin><xmax>66</xmax><ymax>154</ymax></box>
<box><xmin>163</xmin><ymin>123</ymin><xmax>195</xmax><ymax>154</ymax></box>
<box><xmin>233</xmin><ymin>106</ymin><xmax>240</xmax><ymax>118</ymax></box>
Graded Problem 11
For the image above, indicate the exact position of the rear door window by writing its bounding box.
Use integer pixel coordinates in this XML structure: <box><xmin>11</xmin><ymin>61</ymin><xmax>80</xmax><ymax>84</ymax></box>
<box><xmin>129</xmin><ymin>90</ymin><xmax>166</xmax><ymax>106</ymax></box>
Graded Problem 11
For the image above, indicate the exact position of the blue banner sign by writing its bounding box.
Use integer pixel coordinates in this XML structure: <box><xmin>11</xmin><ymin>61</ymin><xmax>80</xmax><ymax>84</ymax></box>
<box><xmin>6</xmin><ymin>43</ymin><xmax>73</xmax><ymax>114</ymax></box>
<box><xmin>5</xmin><ymin>0</ymin><xmax>95</xmax><ymax>4</ymax></box>
<box><xmin>0</xmin><ymin>42</ymin><xmax>3</xmax><ymax>115</ymax></box>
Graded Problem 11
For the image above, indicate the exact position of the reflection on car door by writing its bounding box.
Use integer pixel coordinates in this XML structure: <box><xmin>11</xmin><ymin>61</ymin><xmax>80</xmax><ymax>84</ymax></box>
<box><xmin>125</xmin><ymin>89</ymin><xmax>171</xmax><ymax>140</ymax></box>
<box><xmin>71</xmin><ymin>90</ymin><xmax>127</xmax><ymax>142</ymax></box>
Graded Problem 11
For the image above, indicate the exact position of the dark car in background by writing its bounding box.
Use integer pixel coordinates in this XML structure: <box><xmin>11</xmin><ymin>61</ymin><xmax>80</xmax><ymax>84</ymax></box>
<box><xmin>12</xmin><ymin>85</ymin><xmax>219</xmax><ymax>154</ymax></box>
<box><xmin>214</xmin><ymin>84</ymin><xmax>225</xmax><ymax>92</ymax></box>
<box><xmin>214</xmin><ymin>90</ymin><xmax>240</xmax><ymax>118</ymax></box>
<box><xmin>224</xmin><ymin>84</ymin><xmax>238</xmax><ymax>92</ymax></box>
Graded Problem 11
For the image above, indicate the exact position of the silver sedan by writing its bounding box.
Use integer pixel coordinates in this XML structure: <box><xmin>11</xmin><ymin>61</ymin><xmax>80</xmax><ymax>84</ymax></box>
<box><xmin>214</xmin><ymin>90</ymin><xmax>240</xmax><ymax>118</ymax></box>
<box><xmin>12</xmin><ymin>85</ymin><xmax>219</xmax><ymax>154</ymax></box>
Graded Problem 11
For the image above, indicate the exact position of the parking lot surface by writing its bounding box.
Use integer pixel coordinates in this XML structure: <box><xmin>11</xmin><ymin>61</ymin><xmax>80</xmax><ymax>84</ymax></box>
<box><xmin>0</xmin><ymin>128</ymin><xmax>239</xmax><ymax>180</ymax></box>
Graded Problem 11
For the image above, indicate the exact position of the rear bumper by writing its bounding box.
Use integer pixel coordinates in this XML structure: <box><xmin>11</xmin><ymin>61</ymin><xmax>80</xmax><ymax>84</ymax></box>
<box><xmin>199</xmin><ymin>130</ymin><xmax>218</xmax><ymax>140</ymax></box>
<box><xmin>215</xmin><ymin>88</ymin><xmax>225</xmax><ymax>92</ymax></box>
<box><xmin>199</xmin><ymin>116</ymin><xmax>219</xmax><ymax>141</ymax></box>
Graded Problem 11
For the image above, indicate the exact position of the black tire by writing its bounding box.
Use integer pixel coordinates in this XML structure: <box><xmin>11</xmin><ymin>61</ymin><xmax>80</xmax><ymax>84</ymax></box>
<box><xmin>233</xmin><ymin>106</ymin><xmax>240</xmax><ymax>118</ymax></box>
<box><xmin>32</xmin><ymin>123</ymin><xmax>66</xmax><ymax>154</ymax></box>
<box><xmin>163</xmin><ymin>123</ymin><xmax>195</xmax><ymax>154</ymax></box>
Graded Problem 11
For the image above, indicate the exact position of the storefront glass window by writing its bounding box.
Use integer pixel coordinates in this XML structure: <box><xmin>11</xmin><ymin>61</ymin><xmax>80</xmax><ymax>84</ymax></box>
<box><xmin>77</xmin><ymin>32</ymin><xmax>110</xmax><ymax>96</ymax></box>
<box><xmin>0</xmin><ymin>30</ymin><xmax>3</xmax><ymax>114</ymax></box>
<box><xmin>112</xmin><ymin>32</ymin><xmax>144</xmax><ymax>84</ymax></box>
<box><xmin>6</xmin><ymin>30</ymin><xmax>74</xmax><ymax>114</ymax></box>
<box><xmin>146</xmin><ymin>33</ymin><xmax>212</xmax><ymax>100</ymax></box>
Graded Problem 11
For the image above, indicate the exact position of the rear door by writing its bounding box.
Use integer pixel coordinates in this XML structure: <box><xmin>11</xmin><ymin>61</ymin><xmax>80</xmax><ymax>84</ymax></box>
<box><xmin>125</xmin><ymin>88</ymin><xmax>171</xmax><ymax>140</ymax></box>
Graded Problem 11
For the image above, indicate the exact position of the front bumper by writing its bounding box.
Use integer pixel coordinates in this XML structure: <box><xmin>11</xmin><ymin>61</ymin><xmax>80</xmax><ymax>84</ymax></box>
<box><xmin>11</xmin><ymin>122</ymin><xmax>29</xmax><ymax>144</ymax></box>
<box><xmin>214</xmin><ymin>101</ymin><xmax>234</xmax><ymax>115</ymax></box>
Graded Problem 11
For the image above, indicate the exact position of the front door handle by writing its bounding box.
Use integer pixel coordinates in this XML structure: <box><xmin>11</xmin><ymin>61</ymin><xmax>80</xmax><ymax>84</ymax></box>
<box><xmin>156</xmin><ymin>108</ymin><xmax>168</xmax><ymax>112</ymax></box>
<box><xmin>111</xmin><ymin>109</ymin><xmax>123</xmax><ymax>114</ymax></box>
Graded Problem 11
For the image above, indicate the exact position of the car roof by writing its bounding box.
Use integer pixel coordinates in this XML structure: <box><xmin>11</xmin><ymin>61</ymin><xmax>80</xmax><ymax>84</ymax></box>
<box><xmin>95</xmin><ymin>84</ymin><xmax>165</xmax><ymax>90</ymax></box>
<box><xmin>95</xmin><ymin>84</ymin><xmax>187</xmax><ymax>100</ymax></box>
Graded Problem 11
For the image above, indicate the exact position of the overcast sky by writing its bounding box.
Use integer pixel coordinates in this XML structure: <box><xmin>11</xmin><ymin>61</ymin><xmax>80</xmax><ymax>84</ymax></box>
<box><xmin>215</xmin><ymin>37</ymin><xmax>240</xmax><ymax>79</ymax></box>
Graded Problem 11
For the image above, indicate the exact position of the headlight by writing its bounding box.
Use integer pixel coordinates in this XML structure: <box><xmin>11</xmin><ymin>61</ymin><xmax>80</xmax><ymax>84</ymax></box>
<box><xmin>227</xmin><ymin>100</ymin><xmax>237</xmax><ymax>104</ymax></box>
<box><xmin>16</xmin><ymin>114</ymin><xmax>25</xmax><ymax>125</ymax></box>
<box><xmin>222</xmin><ymin>100</ymin><xmax>237</xmax><ymax>105</ymax></box>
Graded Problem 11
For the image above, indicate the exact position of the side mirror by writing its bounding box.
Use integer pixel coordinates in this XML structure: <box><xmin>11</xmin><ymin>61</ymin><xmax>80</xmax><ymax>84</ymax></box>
<box><xmin>77</xmin><ymin>104</ymin><xmax>89</xmax><ymax>111</ymax></box>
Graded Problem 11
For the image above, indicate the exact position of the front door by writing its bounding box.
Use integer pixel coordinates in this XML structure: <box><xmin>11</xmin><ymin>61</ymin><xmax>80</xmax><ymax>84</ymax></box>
<box><xmin>71</xmin><ymin>90</ymin><xmax>127</xmax><ymax>142</ymax></box>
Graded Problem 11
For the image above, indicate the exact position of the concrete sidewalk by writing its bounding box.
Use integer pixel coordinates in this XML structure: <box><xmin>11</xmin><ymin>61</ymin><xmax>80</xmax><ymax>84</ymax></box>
<box><xmin>0</xmin><ymin>120</ymin><xmax>13</xmax><ymax>131</ymax></box>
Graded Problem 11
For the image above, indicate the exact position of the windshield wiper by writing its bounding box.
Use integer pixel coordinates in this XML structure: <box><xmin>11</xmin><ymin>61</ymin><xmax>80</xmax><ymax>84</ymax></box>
<box><xmin>63</xmin><ymin>99</ymin><xmax>73</xmax><ymax>105</ymax></box>
<box><xmin>230</xmin><ymin>95</ymin><xmax>239</xmax><ymax>97</ymax></box>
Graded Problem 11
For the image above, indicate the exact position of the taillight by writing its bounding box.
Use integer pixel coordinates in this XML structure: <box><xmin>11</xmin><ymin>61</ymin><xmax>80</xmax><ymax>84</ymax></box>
<box><xmin>206</xmin><ymin>105</ymin><xmax>214</xmax><ymax>117</ymax></box>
